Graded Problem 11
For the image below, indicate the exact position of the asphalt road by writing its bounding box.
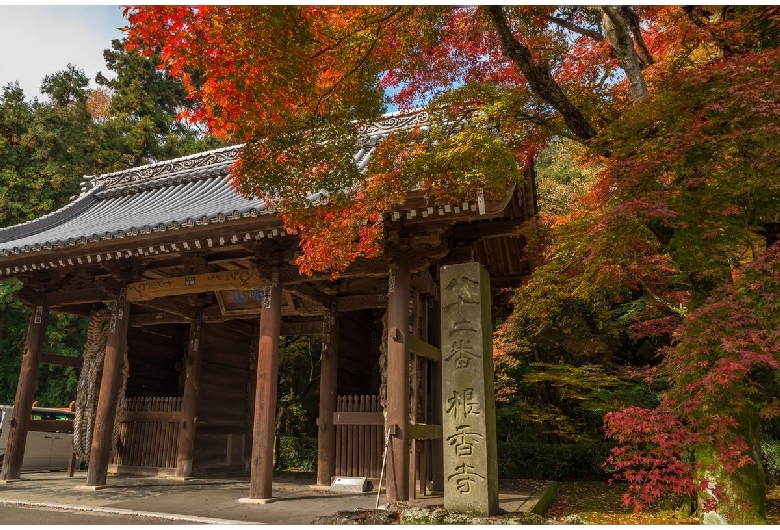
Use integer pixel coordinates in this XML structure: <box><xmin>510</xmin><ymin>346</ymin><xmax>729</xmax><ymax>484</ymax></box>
<box><xmin>0</xmin><ymin>504</ymin><xmax>197</xmax><ymax>525</ymax></box>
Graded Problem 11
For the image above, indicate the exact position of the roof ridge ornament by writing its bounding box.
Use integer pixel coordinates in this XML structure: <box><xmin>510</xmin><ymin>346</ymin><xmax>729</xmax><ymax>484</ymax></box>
<box><xmin>357</xmin><ymin>109</ymin><xmax>429</xmax><ymax>135</ymax></box>
<box><xmin>83</xmin><ymin>144</ymin><xmax>244</xmax><ymax>194</ymax></box>
<box><xmin>79</xmin><ymin>110</ymin><xmax>429</xmax><ymax>195</ymax></box>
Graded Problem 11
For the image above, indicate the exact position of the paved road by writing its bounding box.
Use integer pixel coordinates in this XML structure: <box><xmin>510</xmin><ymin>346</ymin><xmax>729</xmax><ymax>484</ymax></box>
<box><xmin>0</xmin><ymin>503</ymin><xmax>195</xmax><ymax>524</ymax></box>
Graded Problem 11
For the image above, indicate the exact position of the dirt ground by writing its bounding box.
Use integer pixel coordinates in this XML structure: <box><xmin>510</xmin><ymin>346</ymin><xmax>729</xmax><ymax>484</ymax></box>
<box><xmin>545</xmin><ymin>481</ymin><xmax>780</xmax><ymax>524</ymax></box>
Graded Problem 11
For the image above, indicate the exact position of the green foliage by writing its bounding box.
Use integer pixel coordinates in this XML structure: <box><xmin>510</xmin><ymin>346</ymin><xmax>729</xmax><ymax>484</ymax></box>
<box><xmin>276</xmin><ymin>335</ymin><xmax>321</xmax><ymax>438</ymax></box>
<box><xmin>277</xmin><ymin>435</ymin><xmax>317</xmax><ymax>472</ymax></box>
<box><xmin>0</xmin><ymin>39</ymin><xmax>222</xmax><ymax>409</ymax></box>
<box><xmin>494</xmin><ymin>356</ymin><xmax>658</xmax><ymax>443</ymax></box>
<box><xmin>496</xmin><ymin>440</ymin><xmax>614</xmax><ymax>481</ymax></box>
<box><xmin>0</xmin><ymin>280</ymin><xmax>86</xmax><ymax>407</ymax></box>
<box><xmin>0</xmin><ymin>280</ymin><xmax>27</xmax><ymax>404</ymax></box>
<box><xmin>762</xmin><ymin>441</ymin><xmax>780</xmax><ymax>486</ymax></box>
<box><xmin>534</xmin><ymin>138</ymin><xmax>600</xmax><ymax>218</ymax></box>
<box><xmin>35</xmin><ymin>313</ymin><xmax>87</xmax><ymax>407</ymax></box>
<box><xmin>96</xmin><ymin>39</ymin><xmax>227</xmax><ymax>168</ymax></box>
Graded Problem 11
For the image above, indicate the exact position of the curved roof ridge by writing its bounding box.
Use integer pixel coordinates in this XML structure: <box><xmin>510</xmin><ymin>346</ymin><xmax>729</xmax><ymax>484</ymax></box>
<box><xmin>81</xmin><ymin>144</ymin><xmax>245</xmax><ymax>195</ymax></box>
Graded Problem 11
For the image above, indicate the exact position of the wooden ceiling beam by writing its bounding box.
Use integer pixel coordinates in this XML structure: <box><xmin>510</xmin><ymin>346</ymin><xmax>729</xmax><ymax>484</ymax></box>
<box><xmin>336</xmin><ymin>293</ymin><xmax>389</xmax><ymax>312</ymax></box>
<box><xmin>136</xmin><ymin>298</ymin><xmax>198</xmax><ymax>320</ymax></box>
<box><xmin>287</xmin><ymin>282</ymin><xmax>333</xmax><ymax>310</ymax></box>
<box><xmin>411</xmin><ymin>269</ymin><xmax>438</xmax><ymax>300</ymax></box>
<box><xmin>44</xmin><ymin>288</ymin><xmax>110</xmax><ymax>308</ymax></box>
<box><xmin>281</xmin><ymin>319</ymin><xmax>324</xmax><ymax>336</ymax></box>
<box><xmin>40</xmin><ymin>353</ymin><xmax>82</xmax><ymax>369</ymax></box>
<box><xmin>130</xmin><ymin>311</ymin><xmax>189</xmax><ymax>327</ymax></box>
<box><xmin>127</xmin><ymin>268</ymin><xmax>266</xmax><ymax>302</ymax></box>
<box><xmin>450</xmin><ymin>219</ymin><xmax>524</xmax><ymax>241</ymax></box>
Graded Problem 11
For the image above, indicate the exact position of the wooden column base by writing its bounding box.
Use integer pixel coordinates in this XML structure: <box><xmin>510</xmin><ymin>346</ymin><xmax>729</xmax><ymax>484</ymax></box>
<box><xmin>238</xmin><ymin>497</ymin><xmax>278</xmax><ymax>504</ymax></box>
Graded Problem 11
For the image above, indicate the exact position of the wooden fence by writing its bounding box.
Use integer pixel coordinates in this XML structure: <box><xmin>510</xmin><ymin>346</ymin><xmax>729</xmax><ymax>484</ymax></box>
<box><xmin>110</xmin><ymin>396</ymin><xmax>182</xmax><ymax>469</ymax></box>
<box><xmin>334</xmin><ymin>395</ymin><xmax>384</xmax><ymax>479</ymax></box>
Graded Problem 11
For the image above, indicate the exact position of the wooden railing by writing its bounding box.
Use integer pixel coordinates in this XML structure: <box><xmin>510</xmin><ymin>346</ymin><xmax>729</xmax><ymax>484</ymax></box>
<box><xmin>334</xmin><ymin>395</ymin><xmax>384</xmax><ymax>479</ymax></box>
<box><xmin>110</xmin><ymin>396</ymin><xmax>182</xmax><ymax>469</ymax></box>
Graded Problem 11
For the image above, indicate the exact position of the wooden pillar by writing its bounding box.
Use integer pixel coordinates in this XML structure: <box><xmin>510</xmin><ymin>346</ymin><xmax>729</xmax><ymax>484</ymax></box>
<box><xmin>245</xmin><ymin>324</ymin><xmax>260</xmax><ymax>471</ymax></box>
<box><xmin>430</xmin><ymin>298</ymin><xmax>444</xmax><ymax>492</ymax></box>
<box><xmin>0</xmin><ymin>302</ymin><xmax>49</xmax><ymax>480</ymax></box>
<box><xmin>249</xmin><ymin>271</ymin><xmax>281</xmax><ymax>500</ymax></box>
<box><xmin>409</xmin><ymin>289</ymin><xmax>420</xmax><ymax>499</ymax></box>
<box><xmin>316</xmin><ymin>305</ymin><xmax>339</xmax><ymax>486</ymax></box>
<box><xmin>386</xmin><ymin>256</ymin><xmax>410</xmax><ymax>502</ymax></box>
<box><xmin>176</xmin><ymin>309</ymin><xmax>204</xmax><ymax>477</ymax></box>
<box><xmin>87</xmin><ymin>287</ymin><xmax>130</xmax><ymax>486</ymax></box>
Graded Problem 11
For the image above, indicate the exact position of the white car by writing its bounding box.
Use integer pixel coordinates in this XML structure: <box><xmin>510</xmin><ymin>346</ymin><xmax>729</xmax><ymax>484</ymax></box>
<box><xmin>0</xmin><ymin>405</ymin><xmax>75</xmax><ymax>472</ymax></box>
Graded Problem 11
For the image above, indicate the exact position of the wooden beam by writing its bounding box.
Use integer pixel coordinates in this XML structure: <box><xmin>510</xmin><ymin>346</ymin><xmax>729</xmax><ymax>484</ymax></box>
<box><xmin>86</xmin><ymin>287</ymin><xmax>130</xmax><ymax>486</ymax></box>
<box><xmin>40</xmin><ymin>353</ymin><xmax>82</xmax><ymax>369</ymax></box>
<box><xmin>137</xmin><ymin>298</ymin><xmax>198</xmax><ymax>320</ymax></box>
<box><xmin>202</xmin><ymin>304</ymin><xmax>226</xmax><ymax>323</ymax></box>
<box><xmin>332</xmin><ymin>412</ymin><xmax>384</xmax><ymax>426</ymax></box>
<box><xmin>441</xmin><ymin>245</ymin><xmax>474</xmax><ymax>265</ymax></box>
<box><xmin>127</xmin><ymin>268</ymin><xmax>265</xmax><ymax>302</ymax></box>
<box><xmin>408</xmin><ymin>423</ymin><xmax>442</xmax><ymax>440</ymax></box>
<box><xmin>278</xmin><ymin>256</ymin><xmax>393</xmax><ymax>285</ymax></box>
<box><xmin>28</xmin><ymin>419</ymin><xmax>74</xmax><ymax>433</ymax></box>
<box><xmin>336</xmin><ymin>293</ymin><xmax>388</xmax><ymax>312</ymax></box>
<box><xmin>13</xmin><ymin>286</ymin><xmax>43</xmax><ymax>307</ymax></box>
<box><xmin>411</xmin><ymin>270</ymin><xmax>439</xmax><ymax>300</ymax></box>
<box><xmin>0</xmin><ymin>302</ymin><xmax>49</xmax><ymax>480</ymax></box>
<box><xmin>450</xmin><ymin>219</ymin><xmax>523</xmax><ymax>241</ymax></box>
<box><xmin>130</xmin><ymin>311</ymin><xmax>188</xmax><ymax>327</ymax></box>
<box><xmin>281</xmin><ymin>319</ymin><xmax>324</xmax><ymax>336</ymax></box>
<box><xmin>408</xmin><ymin>335</ymin><xmax>441</xmax><ymax>362</ymax></box>
<box><xmin>122</xmin><ymin>411</ymin><xmax>182</xmax><ymax>422</ymax></box>
<box><xmin>287</xmin><ymin>283</ymin><xmax>332</xmax><ymax>309</ymax></box>
<box><xmin>44</xmin><ymin>288</ymin><xmax>109</xmax><ymax>308</ymax></box>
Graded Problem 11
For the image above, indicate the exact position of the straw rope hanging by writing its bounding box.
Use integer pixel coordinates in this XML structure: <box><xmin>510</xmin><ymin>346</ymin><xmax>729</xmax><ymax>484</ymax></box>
<box><xmin>73</xmin><ymin>307</ymin><xmax>129</xmax><ymax>461</ymax></box>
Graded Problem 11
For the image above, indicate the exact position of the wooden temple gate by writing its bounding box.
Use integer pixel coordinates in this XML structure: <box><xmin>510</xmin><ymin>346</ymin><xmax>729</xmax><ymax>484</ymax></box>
<box><xmin>0</xmin><ymin>111</ymin><xmax>536</xmax><ymax>502</ymax></box>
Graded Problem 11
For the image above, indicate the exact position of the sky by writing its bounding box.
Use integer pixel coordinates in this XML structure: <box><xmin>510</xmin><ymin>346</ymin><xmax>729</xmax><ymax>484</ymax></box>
<box><xmin>0</xmin><ymin>5</ymin><xmax>128</xmax><ymax>100</ymax></box>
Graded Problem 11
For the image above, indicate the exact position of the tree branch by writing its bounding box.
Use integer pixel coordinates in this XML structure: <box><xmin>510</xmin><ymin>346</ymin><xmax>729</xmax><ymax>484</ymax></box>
<box><xmin>620</xmin><ymin>6</ymin><xmax>654</xmax><ymax>67</ymax></box>
<box><xmin>485</xmin><ymin>6</ymin><xmax>597</xmax><ymax>141</ymax></box>
<box><xmin>545</xmin><ymin>15</ymin><xmax>603</xmax><ymax>42</ymax></box>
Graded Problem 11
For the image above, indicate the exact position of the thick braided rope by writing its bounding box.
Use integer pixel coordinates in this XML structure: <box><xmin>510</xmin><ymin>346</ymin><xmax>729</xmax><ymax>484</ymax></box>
<box><xmin>111</xmin><ymin>343</ymin><xmax>129</xmax><ymax>456</ymax></box>
<box><xmin>72</xmin><ymin>308</ymin><xmax>111</xmax><ymax>461</ymax></box>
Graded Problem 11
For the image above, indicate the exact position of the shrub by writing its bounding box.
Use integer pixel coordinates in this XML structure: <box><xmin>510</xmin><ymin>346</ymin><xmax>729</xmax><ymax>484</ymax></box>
<box><xmin>277</xmin><ymin>435</ymin><xmax>317</xmax><ymax>472</ymax></box>
<box><xmin>762</xmin><ymin>440</ymin><xmax>780</xmax><ymax>486</ymax></box>
<box><xmin>497</xmin><ymin>440</ymin><xmax>614</xmax><ymax>481</ymax></box>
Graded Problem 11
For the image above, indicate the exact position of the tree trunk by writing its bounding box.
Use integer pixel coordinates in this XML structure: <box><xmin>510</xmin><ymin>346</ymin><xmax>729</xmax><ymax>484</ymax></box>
<box><xmin>601</xmin><ymin>7</ymin><xmax>648</xmax><ymax>101</ymax></box>
<box><xmin>696</xmin><ymin>408</ymin><xmax>766</xmax><ymax>524</ymax></box>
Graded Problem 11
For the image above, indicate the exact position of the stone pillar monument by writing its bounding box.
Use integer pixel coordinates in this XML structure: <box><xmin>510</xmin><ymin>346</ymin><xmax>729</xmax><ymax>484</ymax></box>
<box><xmin>440</xmin><ymin>262</ymin><xmax>499</xmax><ymax>516</ymax></box>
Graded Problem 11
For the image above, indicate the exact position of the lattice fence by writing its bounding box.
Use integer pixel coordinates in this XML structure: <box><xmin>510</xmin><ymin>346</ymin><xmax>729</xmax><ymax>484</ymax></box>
<box><xmin>334</xmin><ymin>395</ymin><xmax>384</xmax><ymax>478</ymax></box>
<box><xmin>110</xmin><ymin>396</ymin><xmax>182</xmax><ymax>469</ymax></box>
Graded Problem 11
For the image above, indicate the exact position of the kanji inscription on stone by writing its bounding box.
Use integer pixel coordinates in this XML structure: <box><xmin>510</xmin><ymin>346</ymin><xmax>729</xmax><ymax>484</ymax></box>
<box><xmin>440</xmin><ymin>262</ymin><xmax>498</xmax><ymax>516</ymax></box>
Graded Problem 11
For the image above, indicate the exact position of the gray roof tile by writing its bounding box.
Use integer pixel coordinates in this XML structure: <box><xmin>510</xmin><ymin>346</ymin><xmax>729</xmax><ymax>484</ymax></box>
<box><xmin>0</xmin><ymin>111</ymin><xmax>429</xmax><ymax>258</ymax></box>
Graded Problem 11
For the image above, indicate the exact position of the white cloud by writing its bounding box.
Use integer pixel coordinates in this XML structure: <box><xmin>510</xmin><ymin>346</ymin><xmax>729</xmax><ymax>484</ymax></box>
<box><xmin>0</xmin><ymin>5</ymin><xmax>127</xmax><ymax>100</ymax></box>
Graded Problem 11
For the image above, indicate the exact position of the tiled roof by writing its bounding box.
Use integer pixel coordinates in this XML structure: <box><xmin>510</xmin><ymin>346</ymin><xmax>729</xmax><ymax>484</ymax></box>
<box><xmin>0</xmin><ymin>110</ymin><xmax>430</xmax><ymax>258</ymax></box>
